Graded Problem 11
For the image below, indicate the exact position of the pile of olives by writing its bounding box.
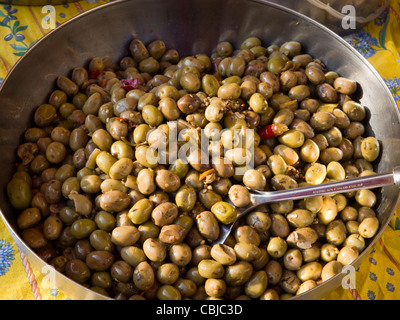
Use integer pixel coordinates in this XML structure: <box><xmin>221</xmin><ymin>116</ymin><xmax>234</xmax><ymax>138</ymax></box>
<box><xmin>6</xmin><ymin>36</ymin><xmax>381</xmax><ymax>300</ymax></box>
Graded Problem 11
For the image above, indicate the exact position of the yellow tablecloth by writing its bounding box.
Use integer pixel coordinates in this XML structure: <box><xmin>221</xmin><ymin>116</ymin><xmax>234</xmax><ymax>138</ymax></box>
<box><xmin>0</xmin><ymin>0</ymin><xmax>399</xmax><ymax>300</ymax></box>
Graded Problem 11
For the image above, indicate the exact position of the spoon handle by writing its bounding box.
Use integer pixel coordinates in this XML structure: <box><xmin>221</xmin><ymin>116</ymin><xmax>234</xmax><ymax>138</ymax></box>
<box><xmin>212</xmin><ymin>167</ymin><xmax>400</xmax><ymax>245</ymax></box>
<box><xmin>251</xmin><ymin>168</ymin><xmax>400</xmax><ymax>206</ymax></box>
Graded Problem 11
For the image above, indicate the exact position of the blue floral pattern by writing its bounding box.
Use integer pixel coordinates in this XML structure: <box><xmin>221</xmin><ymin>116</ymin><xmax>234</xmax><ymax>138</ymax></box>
<box><xmin>367</xmin><ymin>290</ymin><xmax>376</xmax><ymax>300</ymax></box>
<box><xmin>386</xmin><ymin>282</ymin><xmax>395</xmax><ymax>292</ymax></box>
<box><xmin>384</xmin><ymin>77</ymin><xmax>400</xmax><ymax>102</ymax></box>
<box><xmin>344</xmin><ymin>29</ymin><xmax>378</xmax><ymax>58</ymax></box>
<box><xmin>0</xmin><ymin>240</ymin><xmax>15</xmax><ymax>276</ymax></box>
<box><xmin>386</xmin><ymin>267</ymin><xmax>395</xmax><ymax>276</ymax></box>
<box><xmin>369</xmin><ymin>272</ymin><xmax>378</xmax><ymax>281</ymax></box>
<box><xmin>375</xmin><ymin>7</ymin><xmax>389</xmax><ymax>26</ymax></box>
<box><xmin>0</xmin><ymin>5</ymin><xmax>36</xmax><ymax>57</ymax></box>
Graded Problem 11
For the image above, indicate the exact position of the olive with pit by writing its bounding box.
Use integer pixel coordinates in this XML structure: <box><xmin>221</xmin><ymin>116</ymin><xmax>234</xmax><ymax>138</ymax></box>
<box><xmin>333</xmin><ymin>77</ymin><xmax>357</xmax><ymax>95</ymax></box>
<box><xmin>70</xmin><ymin>219</ymin><xmax>96</xmax><ymax>240</ymax></box>
<box><xmin>310</xmin><ymin>111</ymin><xmax>336</xmax><ymax>131</ymax></box>
<box><xmin>65</xmin><ymin>259</ymin><xmax>91</xmax><ymax>284</ymax></box>
<box><xmin>17</xmin><ymin>207</ymin><xmax>42</xmax><ymax>230</ymax></box>
<box><xmin>358</xmin><ymin>217</ymin><xmax>379</xmax><ymax>238</ymax></box>
<box><xmin>326</xmin><ymin>220</ymin><xmax>347</xmax><ymax>246</ymax></box>
<box><xmin>111</xmin><ymin>226</ymin><xmax>140</xmax><ymax>246</ymax></box>
<box><xmin>337</xmin><ymin>246</ymin><xmax>359</xmax><ymax>266</ymax></box>
<box><xmin>43</xmin><ymin>215</ymin><xmax>63</xmax><ymax>240</ymax></box>
<box><xmin>142</xmin><ymin>238</ymin><xmax>167</xmax><ymax>262</ymax></box>
<box><xmin>175</xmin><ymin>185</ymin><xmax>197</xmax><ymax>212</ymax></box>
<box><xmin>137</xmin><ymin>168</ymin><xmax>156</xmax><ymax>195</ymax></box>
<box><xmin>177</xmin><ymin>93</ymin><xmax>202</xmax><ymax>114</ymax></box>
<box><xmin>224</xmin><ymin>261</ymin><xmax>253</xmax><ymax>286</ymax></box>
<box><xmin>321</xmin><ymin>260</ymin><xmax>343</xmax><ymax>282</ymax></box>
<box><xmin>267</xmin><ymin>237</ymin><xmax>287</xmax><ymax>258</ymax></box>
<box><xmin>196</xmin><ymin>211</ymin><xmax>220</xmax><ymax>241</ymax></box>
<box><xmin>155</xmin><ymin>169</ymin><xmax>181</xmax><ymax>192</ymax></box>
<box><xmin>205</xmin><ymin>278</ymin><xmax>227</xmax><ymax>298</ymax></box>
<box><xmin>245</xmin><ymin>270</ymin><xmax>268</xmax><ymax>299</ymax></box>
<box><xmin>157</xmin><ymin>263</ymin><xmax>180</xmax><ymax>285</ymax></box>
<box><xmin>211</xmin><ymin>201</ymin><xmax>237</xmax><ymax>224</ymax></box>
<box><xmin>151</xmin><ymin>202</ymin><xmax>179</xmax><ymax>227</ymax></box>
<box><xmin>286</xmin><ymin>209</ymin><xmax>314</xmax><ymax>228</ymax></box>
<box><xmin>7</xmin><ymin>178</ymin><xmax>32</xmax><ymax>211</ymax></box>
<box><xmin>99</xmin><ymin>190</ymin><xmax>131</xmax><ymax>213</ymax></box>
<box><xmin>286</xmin><ymin>227</ymin><xmax>318</xmax><ymax>249</ymax></box>
<box><xmin>243</xmin><ymin>169</ymin><xmax>266</xmax><ymax>191</ymax></box>
<box><xmin>360</xmin><ymin>137</ymin><xmax>380</xmax><ymax>162</ymax></box>
<box><xmin>109</xmin><ymin>158</ymin><xmax>134</xmax><ymax>181</ymax></box>
<box><xmin>210</xmin><ymin>244</ymin><xmax>236</xmax><ymax>266</ymax></box>
<box><xmin>85</xmin><ymin>250</ymin><xmax>115</xmax><ymax>271</ymax></box>
<box><xmin>283</xmin><ymin>249</ymin><xmax>303</xmax><ymax>271</ymax></box>
<box><xmin>120</xmin><ymin>246</ymin><xmax>146</xmax><ymax>267</ymax></box>
<box><xmin>159</xmin><ymin>224</ymin><xmax>187</xmax><ymax>244</ymax></box>
<box><xmin>246</xmin><ymin>211</ymin><xmax>271</xmax><ymax>233</ymax></box>
<box><xmin>228</xmin><ymin>184</ymin><xmax>251</xmax><ymax>207</ymax></box>
<box><xmin>22</xmin><ymin>228</ymin><xmax>47</xmax><ymax>249</ymax></box>
<box><xmin>133</xmin><ymin>261</ymin><xmax>155</xmax><ymax>290</ymax></box>
<box><xmin>128</xmin><ymin>198</ymin><xmax>154</xmax><ymax>225</ymax></box>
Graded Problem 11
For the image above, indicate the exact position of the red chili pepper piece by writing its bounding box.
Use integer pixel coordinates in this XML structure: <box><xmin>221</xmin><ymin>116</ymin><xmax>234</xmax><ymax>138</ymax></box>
<box><xmin>120</xmin><ymin>78</ymin><xmax>139</xmax><ymax>91</ymax></box>
<box><xmin>258</xmin><ymin>123</ymin><xmax>289</xmax><ymax>140</ymax></box>
<box><xmin>88</xmin><ymin>69</ymin><xmax>101</xmax><ymax>79</ymax></box>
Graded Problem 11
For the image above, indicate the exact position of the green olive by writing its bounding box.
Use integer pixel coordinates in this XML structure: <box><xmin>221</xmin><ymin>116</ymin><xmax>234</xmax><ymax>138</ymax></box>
<box><xmin>278</xmin><ymin>129</ymin><xmax>305</xmax><ymax>149</ymax></box>
<box><xmin>205</xmin><ymin>278</ymin><xmax>227</xmax><ymax>298</ymax></box>
<box><xmin>17</xmin><ymin>207</ymin><xmax>41</xmax><ymax>230</ymax></box>
<box><xmin>224</xmin><ymin>261</ymin><xmax>253</xmax><ymax>286</ymax></box>
<box><xmin>43</xmin><ymin>215</ymin><xmax>63</xmax><ymax>240</ymax></box>
<box><xmin>157</xmin><ymin>263</ymin><xmax>180</xmax><ymax>285</ymax></box>
<box><xmin>321</xmin><ymin>261</ymin><xmax>343</xmax><ymax>282</ymax></box>
<box><xmin>142</xmin><ymin>238</ymin><xmax>167</xmax><ymax>262</ymax></box>
<box><xmin>286</xmin><ymin>209</ymin><xmax>314</xmax><ymax>228</ymax></box>
<box><xmin>358</xmin><ymin>217</ymin><xmax>379</xmax><ymax>238</ymax></box>
<box><xmin>65</xmin><ymin>259</ymin><xmax>91</xmax><ymax>284</ymax></box>
<box><xmin>157</xmin><ymin>284</ymin><xmax>182</xmax><ymax>300</ymax></box>
<box><xmin>305</xmin><ymin>163</ymin><xmax>326</xmax><ymax>185</ymax></box>
<box><xmin>267</xmin><ymin>237</ymin><xmax>287</xmax><ymax>258</ymax></box>
<box><xmin>249</xmin><ymin>92</ymin><xmax>269</xmax><ymax>114</ymax></box>
<box><xmin>196</xmin><ymin>211</ymin><xmax>220</xmax><ymax>241</ymax></box>
<box><xmin>202</xmin><ymin>74</ymin><xmax>220</xmax><ymax>97</ymax></box>
<box><xmin>89</xmin><ymin>229</ymin><xmax>114</xmax><ymax>252</ymax></box>
<box><xmin>210</xmin><ymin>244</ymin><xmax>236</xmax><ymax>266</ymax></box>
<box><xmin>7</xmin><ymin>178</ymin><xmax>31</xmax><ymax>210</ymax></box>
<box><xmin>211</xmin><ymin>201</ymin><xmax>237</xmax><ymax>224</ymax></box>
<box><xmin>151</xmin><ymin>202</ymin><xmax>179</xmax><ymax>227</ymax></box>
<box><xmin>337</xmin><ymin>246</ymin><xmax>359</xmax><ymax>266</ymax></box>
<box><xmin>71</xmin><ymin>219</ymin><xmax>97</xmax><ymax>239</ymax></box>
<box><xmin>175</xmin><ymin>185</ymin><xmax>197</xmax><ymax>212</ymax></box>
<box><xmin>244</xmin><ymin>270</ymin><xmax>268</xmax><ymax>299</ymax></box>
<box><xmin>142</xmin><ymin>104</ymin><xmax>164</xmax><ymax>126</ymax></box>
<box><xmin>360</xmin><ymin>137</ymin><xmax>380</xmax><ymax>162</ymax></box>
<box><xmin>128</xmin><ymin>198</ymin><xmax>154</xmax><ymax>224</ymax></box>
<box><xmin>133</xmin><ymin>261</ymin><xmax>155</xmax><ymax>291</ymax></box>
<box><xmin>120</xmin><ymin>246</ymin><xmax>146</xmax><ymax>267</ymax></box>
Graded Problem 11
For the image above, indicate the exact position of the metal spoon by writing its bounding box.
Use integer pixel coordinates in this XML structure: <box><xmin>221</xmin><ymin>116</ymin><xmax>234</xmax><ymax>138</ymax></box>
<box><xmin>211</xmin><ymin>166</ymin><xmax>400</xmax><ymax>245</ymax></box>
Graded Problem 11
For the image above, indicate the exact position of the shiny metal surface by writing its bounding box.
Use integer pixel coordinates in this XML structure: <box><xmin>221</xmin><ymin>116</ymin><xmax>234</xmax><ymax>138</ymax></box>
<box><xmin>215</xmin><ymin>168</ymin><xmax>400</xmax><ymax>245</ymax></box>
<box><xmin>0</xmin><ymin>0</ymin><xmax>399</xmax><ymax>300</ymax></box>
<box><xmin>267</xmin><ymin>0</ymin><xmax>388</xmax><ymax>35</ymax></box>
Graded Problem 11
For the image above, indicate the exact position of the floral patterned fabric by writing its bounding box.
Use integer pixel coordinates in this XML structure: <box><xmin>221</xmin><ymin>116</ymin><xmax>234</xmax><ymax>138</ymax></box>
<box><xmin>0</xmin><ymin>0</ymin><xmax>400</xmax><ymax>300</ymax></box>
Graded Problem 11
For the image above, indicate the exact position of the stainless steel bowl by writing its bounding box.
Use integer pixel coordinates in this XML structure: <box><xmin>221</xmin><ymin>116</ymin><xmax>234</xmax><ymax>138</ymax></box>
<box><xmin>0</xmin><ymin>0</ymin><xmax>75</xmax><ymax>5</ymax></box>
<box><xmin>267</xmin><ymin>0</ymin><xmax>388</xmax><ymax>35</ymax></box>
<box><xmin>1</xmin><ymin>0</ymin><xmax>399</xmax><ymax>300</ymax></box>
